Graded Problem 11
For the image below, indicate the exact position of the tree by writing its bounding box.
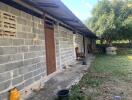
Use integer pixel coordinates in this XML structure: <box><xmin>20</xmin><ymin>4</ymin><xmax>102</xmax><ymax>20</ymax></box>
<box><xmin>87</xmin><ymin>0</ymin><xmax>132</xmax><ymax>46</ymax></box>
<box><xmin>122</xmin><ymin>16</ymin><xmax>132</xmax><ymax>43</ymax></box>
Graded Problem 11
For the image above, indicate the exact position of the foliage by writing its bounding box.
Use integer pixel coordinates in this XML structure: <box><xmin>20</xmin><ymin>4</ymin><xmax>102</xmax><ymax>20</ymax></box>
<box><xmin>122</xmin><ymin>16</ymin><xmax>132</xmax><ymax>40</ymax></box>
<box><xmin>87</xmin><ymin>0</ymin><xmax>132</xmax><ymax>45</ymax></box>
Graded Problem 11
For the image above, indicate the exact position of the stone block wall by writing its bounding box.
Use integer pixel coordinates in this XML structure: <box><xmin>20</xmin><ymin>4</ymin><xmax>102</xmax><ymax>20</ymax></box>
<box><xmin>0</xmin><ymin>2</ymin><xmax>46</xmax><ymax>100</ymax></box>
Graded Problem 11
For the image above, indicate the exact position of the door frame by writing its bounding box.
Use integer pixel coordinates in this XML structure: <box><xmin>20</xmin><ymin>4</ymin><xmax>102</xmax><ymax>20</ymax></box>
<box><xmin>44</xmin><ymin>20</ymin><xmax>56</xmax><ymax>75</ymax></box>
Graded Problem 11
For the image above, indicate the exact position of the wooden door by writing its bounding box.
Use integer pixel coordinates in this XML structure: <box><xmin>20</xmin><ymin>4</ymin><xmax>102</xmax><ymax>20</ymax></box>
<box><xmin>45</xmin><ymin>21</ymin><xmax>56</xmax><ymax>75</ymax></box>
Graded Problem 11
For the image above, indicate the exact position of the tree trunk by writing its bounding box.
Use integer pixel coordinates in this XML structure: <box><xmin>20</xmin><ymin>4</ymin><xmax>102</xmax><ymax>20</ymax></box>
<box><xmin>129</xmin><ymin>40</ymin><xmax>132</xmax><ymax>44</ymax></box>
<box><xmin>107</xmin><ymin>40</ymin><xmax>112</xmax><ymax>47</ymax></box>
<box><xmin>129</xmin><ymin>40</ymin><xmax>132</xmax><ymax>48</ymax></box>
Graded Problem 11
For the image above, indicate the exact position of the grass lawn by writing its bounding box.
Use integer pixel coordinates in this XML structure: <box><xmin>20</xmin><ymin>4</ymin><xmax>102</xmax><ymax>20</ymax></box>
<box><xmin>69</xmin><ymin>49</ymin><xmax>132</xmax><ymax>100</ymax></box>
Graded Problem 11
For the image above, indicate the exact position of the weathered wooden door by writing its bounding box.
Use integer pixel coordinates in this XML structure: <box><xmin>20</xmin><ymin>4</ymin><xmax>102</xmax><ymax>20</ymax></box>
<box><xmin>45</xmin><ymin>21</ymin><xmax>56</xmax><ymax>75</ymax></box>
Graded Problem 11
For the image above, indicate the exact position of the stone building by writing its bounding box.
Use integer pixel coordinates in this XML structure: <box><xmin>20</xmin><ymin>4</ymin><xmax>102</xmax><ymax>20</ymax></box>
<box><xmin>0</xmin><ymin>0</ymin><xmax>96</xmax><ymax>99</ymax></box>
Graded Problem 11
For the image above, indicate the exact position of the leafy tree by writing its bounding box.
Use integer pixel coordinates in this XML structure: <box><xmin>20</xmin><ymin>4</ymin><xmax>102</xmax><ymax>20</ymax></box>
<box><xmin>87</xmin><ymin>0</ymin><xmax>132</xmax><ymax>46</ymax></box>
<box><xmin>122</xmin><ymin>16</ymin><xmax>132</xmax><ymax>43</ymax></box>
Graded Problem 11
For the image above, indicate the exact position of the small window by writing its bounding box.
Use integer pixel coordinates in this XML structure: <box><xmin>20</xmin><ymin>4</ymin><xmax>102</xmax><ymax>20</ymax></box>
<box><xmin>0</xmin><ymin>10</ymin><xmax>16</xmax><ymax>38</ymax></box>
<box><xmin>0</xmin><ymin>11</ymin><xmax>2</xmax><ymax>36</ymax></box>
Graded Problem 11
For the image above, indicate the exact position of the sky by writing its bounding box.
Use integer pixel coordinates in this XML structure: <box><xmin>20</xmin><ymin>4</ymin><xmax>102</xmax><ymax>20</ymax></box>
<box><xmin>61</xmin><ymin>0</ymin><xmax>98</xmax><ymax>21</ymax></box>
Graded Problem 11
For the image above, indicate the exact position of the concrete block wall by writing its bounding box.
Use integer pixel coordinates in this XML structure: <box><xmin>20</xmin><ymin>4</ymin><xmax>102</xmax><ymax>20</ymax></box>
<box><xmin>84</xmin><ymin>37</ymin><xmax>91</xmax><ymax>56</ymax></box>
<box><xmin>74</xmin><ymin>33</ymin><xmax>84</xmax><ymax>52</ymax></box>
<box><xmin>54</xmin><ymin>24</ymin><xmax>61</xmax><ymax>70</ymax></box>
<box><xmin>0</xmin><ymin>2</ymin><xmax>46</xmax><ymax>100</ymax></box>
<box><xmin>58</xmin><ymin>26</ymin><xmax>76</xmax><ymax>68</ymax></box>
<box><xmin>0</xmin><ymin>1</ymin><xmax>91</xmax><ymax>100</ymax></box>
<box><xmin>54</xmin><ymin>25</ymin><xmax>86</xmax><ymax>69</ymax></box>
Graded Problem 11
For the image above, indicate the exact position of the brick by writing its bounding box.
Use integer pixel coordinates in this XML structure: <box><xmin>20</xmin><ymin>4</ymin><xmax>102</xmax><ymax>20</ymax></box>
<box><xmin>24</xmin><ymin>39</ymin><xmax>34</xmax><ymax>45</ymax></box>
<box><xmin>0</xmin><ymin>54</ymin><xmax>23</xmax><ymax>64</ymax></box>
<box><xmin>0</xmin><ymin>91</ymin><xmax>9</xmax><ymax>100</ymax></box>
<box><xmin>16</xmin><ymin>83</ymin><xmax>24</xmax><ymax>91</ymax></box>
<box><xmin>17</xmin><ymin>32</ymin><xmax>27</xmax><ymax>38</ymax></box>
<box><xmin>0</xmin><ymin>80</ymin><xmax>11</xmax><ymax>92</ymax></box>
<box><xmin>41</xmin><ymin>67</ymin><xmax>46</xmax><ymax>73</ymax></box>
<box><xmin>18</xmin><ymin>67</ymin><xmax>27</xmax><ymax>75</ymax></box>
<box><xmin>19</xmin><ymin>65</ymin><xmax>36</xmax><ymax>75</ymax></box>
<box><xmin>0</xmin><ymin>72</ymin><xmax>11</xmax><ymax>82</ymax></box>
<box><xmin>25</xmin><ymin>20</ymin><xmax>33</xmax><ymax>27</ymax></box>
<box><xmin>22</xmin><ymin>26</ymin><xmax>32</xmax><ymax>32</ymax></box>
<box><xmin>24</xmin><ymin>78</ymin><xmax>33</xmax><ymax>87</ymax></box>
<box><xmin>8</xmin><ymin>54</ymin><xmax>23</xmax><ymax>62</ymax></box>
<box><xmin>24</xmin><ymin>52</ymin><xmax>42</xmax><ymax>59</ymax></box>
<box><xmin>0</xmin><ymin>55</ymin><xmax>10</xmax><ymax>64</ymax></box>
<box><xmin>0</xmin><ymin>38</ymin><xmax>12</xmax><ymax>46</ymax></box>
<box><xmin>24</xmin><ymin>52</ymin><xmax>36</xmax><ymax>59</ymax></box>
<box><xmin>27</xmin><ymin>34</ymin><xmax>35</xmax><ymax>39</ymax></box>
<box><xmin>34</xmin><ymin>75</ymin><xmax>41</xmax><ymax>81</ymax></box>
<box><xmin>23</xmin><ymin>58</ymin><xmax>40</xmax><ymax>66</ymax></box>
<box><xmin>39</xmin><ymin>34</ymin><xmax>45</xmax><ymax>40</ymax></box>
<box><xmin>33</xmin><ymin>16</ymin><xmax>41</xmax><ymax>24</ymax></box>
<box><xmin>29</xmin><ymin>46</ymin><xmax>42</xmax><ymax>51</ymax></box>
<box><xmin>32</xmin><ymin>22</ymin><xmax>38</xmax><ymax>29</ymax></box>
<box><xmin>38</xmin><ymin>24</ymin><xmax>44</xmax><ymax>29</ymax></box>
<box><xmin>0</xmin><ymin>47</ymin><xmax>17</xmax><ymax>55</ymax></box>
<box><xmin>41</xmin><ymin>72</ymin><xmax>46</xmax><ymax>77</ymax></box>
<box><xmin>33</xmin><ymin>28</ymin><xmax>41</xmax><ymax>34</ymax></box>
<box><xmin>33</xmin><ymin>69</ymin><xmax>41</xmax><ymax>76</ymax></box>
<box><xmin>17</xmin><ymin>46</ymin><xmax>28</xmax><ymax>53</ymax></box>
<box><xmin>0</xmin><ymin>61</ymin><xmax>23</xmax><ymax>73</ymax></box>
<box><xmin>17</xmin><ymin>24</ymin><xmax>22</xmax><ymax>32</ymax></box>
<box><xmin>17</xmin><ymin>17</ymin><xmax>26</xmax><ymax>25</ymax></box>
<box><xmin>13</xmin><ymin>69</ymin><xmax>19</xmax><ymax>78</ymax></box>
<box><xmin>13</xmin><ymin>39</ymin><xmax>24</xmax><ymax>46</ymax></box>
<box><xmin>39</xmin><ymin>57</ymin><xmax>45</xmax><ymax>62</ymax></box>
<box><xmin>12</xmin><ymin>76</ymin><xmax>23</xmax><ymax>86</ymax></box>
<box><xmin>36</xmin><ymin>62</ymin><xmax>45</xmax><ymax>69</ymax></box>
<box><xmin>40</xmin><ymin>19</ymin><xmax>43</xmax><ymax>25</ymax></box>
<box><xmin>24</xmin><ymin>72</ymin><xmax>33</xmax><ymax>80</ymax></box>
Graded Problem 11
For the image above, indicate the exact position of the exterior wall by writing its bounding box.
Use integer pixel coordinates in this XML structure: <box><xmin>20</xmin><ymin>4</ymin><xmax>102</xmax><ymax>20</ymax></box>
<box><xmin>0</xmin><ymin>2</ymin><xmax>92</xmax><ymax>100</ymax></box>
<box><xmin>59</xmin><ymin>26</ymin><xmax>76</xmax><ymax>68</ymax></box>
<box><xmin>54</xmin><ymin>26</ymin><xmax>85</xmax><ymax>69</ymax></box>
<box><xmin>0</xmin><ymin>2</ymin><xmax>46</xmax><ymax>100</ymax></box>
<box><xmin>84</xmin><ymin>37</ymin><xmax>91</xmax><ymax>56</ymax></box>
<box><xmin>74</xmin><ymin>33</ymin><xmax>84</xmax><ymax>52</ymax></box>
<box><xmin>54</xmin><ymin>24</ymin><xmax>61</xmax><ymax>70</ymax></box>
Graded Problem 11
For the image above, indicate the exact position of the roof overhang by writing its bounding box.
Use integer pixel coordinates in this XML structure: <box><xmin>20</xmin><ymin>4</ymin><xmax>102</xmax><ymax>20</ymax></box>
<box><xmin>0</xmin><ymin>0</ymin><xmax>97</xmax><ymax>38</ymax></box>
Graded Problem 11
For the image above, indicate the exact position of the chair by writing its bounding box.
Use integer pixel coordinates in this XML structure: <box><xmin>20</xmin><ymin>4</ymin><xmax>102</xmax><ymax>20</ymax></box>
<box><xmin>75</xmin><ymin>47</ymin><xmax>85</xmax><ymax>60</ymax></box>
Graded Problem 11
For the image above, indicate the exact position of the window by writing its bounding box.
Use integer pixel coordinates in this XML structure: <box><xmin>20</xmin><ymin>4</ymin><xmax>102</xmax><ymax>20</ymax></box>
<box><xmin>0</xmin><ymin>11</ymin><xmax>2</xmax><ymax>36</ymax></box>
<box><xmin>0</xmin><ymin>10</ymin><xmax>16</xmax><ymax>38</ymax></box>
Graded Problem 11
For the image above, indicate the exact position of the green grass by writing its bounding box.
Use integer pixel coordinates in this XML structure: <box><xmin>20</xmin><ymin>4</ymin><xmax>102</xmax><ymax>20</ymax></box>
<box><xmin>69</xmin><ymin>48</ymin><xmax>132</xmax><ymax>100</ymax></box>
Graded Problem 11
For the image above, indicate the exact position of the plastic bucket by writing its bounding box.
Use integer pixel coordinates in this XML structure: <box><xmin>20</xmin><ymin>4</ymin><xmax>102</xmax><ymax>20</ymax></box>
<box><xmin>57</xmin><ymin>89</ymin><xmax>69</xmax><ymax>100</ymax></box>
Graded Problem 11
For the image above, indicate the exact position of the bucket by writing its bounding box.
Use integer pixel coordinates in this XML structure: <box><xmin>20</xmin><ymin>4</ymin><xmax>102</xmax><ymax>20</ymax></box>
<box><xmin>82</xmin><ymin>61</ymin><xmax>87</xmax><ymax>65</ymax></box>
<box><xmin>57</xmin><ymin>89</ymin><xmax>69</xmax><ymax>100</ymax></box>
